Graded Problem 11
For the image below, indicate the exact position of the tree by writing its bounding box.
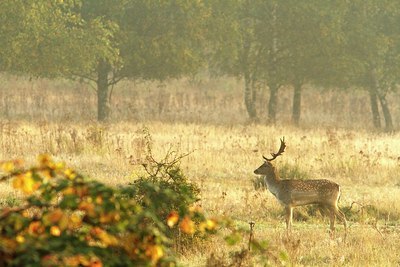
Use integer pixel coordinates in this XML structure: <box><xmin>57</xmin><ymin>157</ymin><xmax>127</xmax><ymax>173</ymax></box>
<box><xmin>338</xmin><ymin>0</ymin><xmax>400</xmax><ymax>131</ymax></box>
<box><xmin>279</xmin><ymin>1</ymin><xmax>346</xmax><ymax>125</ymax></box>
<box><xmin>254</xmin><ymin>1</ymin><xmax>351</xmax><ymax>125</ymax></box>
<box><xmin>0</xmin><ymin>0</ymin><xmax>114</xmax><ymax>76</ymax></box>
<box><xmin>209</xmin><ymin>1</ymin><xmax>337</xmax><ymax>124</ymax></box>
<box><xmin>263</xmin><ymin>0</ymin><xmax>400</xmax><ymax>129</ymax></box>
<box><xmin>239</xmin><ymin>0</ymin><xmax>288</xmax><ymax>123</ymax></box>
<box><xmin>0</xmin><ymin>0</ymin><xmax>208</xmax><ymax>121</ymax></box>
<box><xmin>209</xmin><ymin>0</ymin><xmax>291</xmax><ymax>123</ymax></box>
<box><xmin>77</xmin><ymin>0</ymin><xmax>209</xmax><ymax>121</ymax></box>
<box><xmin>208</xmin><ymin>0</ymin><xmax>262</xmax><ymax>121</ymax></box>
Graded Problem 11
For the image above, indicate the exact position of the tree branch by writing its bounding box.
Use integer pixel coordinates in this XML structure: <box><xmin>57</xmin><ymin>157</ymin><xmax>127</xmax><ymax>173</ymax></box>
<box><xmin>69</xmin><ymin>72</ymin><xmax>97</xmax><ymax>83</ymax></box>
<box><xmin>69</xmin><ymin>72</ymin><xmax>98</xmax><ymax>91</ymax></box>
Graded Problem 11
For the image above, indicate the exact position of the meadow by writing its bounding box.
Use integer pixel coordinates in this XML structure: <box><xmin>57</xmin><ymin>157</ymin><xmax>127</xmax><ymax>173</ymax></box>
<box><xmin>1</xmin><ymin>75</ymin><xmax>400</xmax><ymax>266</ymax></box>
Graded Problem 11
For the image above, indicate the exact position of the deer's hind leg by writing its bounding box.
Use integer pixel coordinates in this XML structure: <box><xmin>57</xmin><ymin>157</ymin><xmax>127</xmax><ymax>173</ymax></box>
<box><xmin>326</xmin><ymin>205</ymin><xmax>336</xmax><ymax>238</ymax></box>
<box><xmin>335</xmin><ymin>207</ymin><xmax>347</xmax><ymax>239</ymax></box>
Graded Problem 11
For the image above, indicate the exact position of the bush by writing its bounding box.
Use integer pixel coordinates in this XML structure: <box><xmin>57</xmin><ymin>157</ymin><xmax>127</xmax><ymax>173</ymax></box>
<box><xmin>0</xmin><ymin>154</ymin><xmax>215</xmax><ymax>266</ymax></box>
<box><xmin>123</xmin><ymin>128</ymin><xmax>214</xmax><ymax>253</ymax></box>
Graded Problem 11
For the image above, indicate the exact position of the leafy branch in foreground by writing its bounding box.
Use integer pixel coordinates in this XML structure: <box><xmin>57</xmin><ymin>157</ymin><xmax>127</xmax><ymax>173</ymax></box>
<box><xmin>0</xmin><ymin>155</ymin><xmax>215</xmax><ymax>266</ymax></box>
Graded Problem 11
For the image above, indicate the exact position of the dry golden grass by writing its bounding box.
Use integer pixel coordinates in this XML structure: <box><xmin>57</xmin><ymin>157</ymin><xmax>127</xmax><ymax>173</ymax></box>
<box><xmin>2</xmin><ymin>74</ymin><xmax>400</xmax><ymax>128</ymax></box>
<box><xmin>1</xmin><ymin>75</ymin><xmax>400</xmax><ymax>266</ymax></box>
<box><xmin>1</xmin><ymin>121</ymin><xmax>400</xmax><ymax>266</ymax></box>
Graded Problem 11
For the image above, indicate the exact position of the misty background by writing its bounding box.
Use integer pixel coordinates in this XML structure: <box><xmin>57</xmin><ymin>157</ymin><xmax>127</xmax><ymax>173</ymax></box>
<box><xmin>1</xmin><ymin>1</ymin><xmax>400</xmax><ymax>131</ymax></box>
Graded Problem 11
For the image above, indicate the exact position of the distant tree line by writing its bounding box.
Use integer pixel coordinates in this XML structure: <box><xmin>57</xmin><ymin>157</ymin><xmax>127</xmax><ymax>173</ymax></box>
<box><xmin>1</xmin><ymin>0</ymin><xmax>400</xmax><ymax>130</ymax></box>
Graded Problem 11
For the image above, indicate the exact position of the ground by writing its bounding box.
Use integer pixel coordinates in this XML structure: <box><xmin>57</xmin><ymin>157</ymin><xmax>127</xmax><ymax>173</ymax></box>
<box><xmin>1</xmin><ymin>121</ymin><xmax>399</xmax><ymax>266</ymax></box>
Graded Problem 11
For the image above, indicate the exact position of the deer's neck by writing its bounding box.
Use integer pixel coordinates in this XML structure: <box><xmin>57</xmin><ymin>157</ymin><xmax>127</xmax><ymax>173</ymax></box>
<box><xmin>264</xmin><ymin>170</ymin><xmax>281</xmax><ymax>196</ymax></box>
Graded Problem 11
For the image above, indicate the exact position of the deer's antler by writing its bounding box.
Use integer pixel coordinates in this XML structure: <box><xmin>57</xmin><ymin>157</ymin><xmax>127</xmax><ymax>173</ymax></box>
<box><xmin>263</xmin><ymin>137</ymin><xmax>286</xmax><ymax>161</ymax></box>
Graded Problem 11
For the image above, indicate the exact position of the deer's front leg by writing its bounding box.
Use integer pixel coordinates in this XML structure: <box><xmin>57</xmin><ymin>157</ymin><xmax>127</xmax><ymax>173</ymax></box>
<box><xmin>285</xmin><ymin>206</ymin><xmax>293</xmax><ymax>234</ymax></box>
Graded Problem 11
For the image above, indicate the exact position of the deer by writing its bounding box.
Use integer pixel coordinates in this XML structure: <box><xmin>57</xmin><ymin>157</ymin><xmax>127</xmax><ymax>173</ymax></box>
<box><xmin>254</xmin><ymin>137</ymin><xmax>347</xmax><ymax>238</ymax></box>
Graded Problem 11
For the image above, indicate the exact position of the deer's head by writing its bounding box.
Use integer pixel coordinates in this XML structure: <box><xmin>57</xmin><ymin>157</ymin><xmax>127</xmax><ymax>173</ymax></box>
<box><xmin>254</xmin><ymin>137</ymin><xmax>286</xmax><ymax>176</ymax></box>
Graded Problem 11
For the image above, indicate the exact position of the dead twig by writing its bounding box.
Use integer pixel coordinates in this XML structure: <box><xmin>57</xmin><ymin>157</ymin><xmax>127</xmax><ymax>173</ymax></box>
<box><xmin>248</xmin><ymin>221</ymin><xmax>255</xmax><ymax>251</ymax></box>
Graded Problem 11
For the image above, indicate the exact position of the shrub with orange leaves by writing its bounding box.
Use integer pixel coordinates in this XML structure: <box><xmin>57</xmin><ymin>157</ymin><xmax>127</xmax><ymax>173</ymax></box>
<box><xmin>0</xmin><ymin>154</ymin><xmax>214</xmax><ymax>266</ymax></box>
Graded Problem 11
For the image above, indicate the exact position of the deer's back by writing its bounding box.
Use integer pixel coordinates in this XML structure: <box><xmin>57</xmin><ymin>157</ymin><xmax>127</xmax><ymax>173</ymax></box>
<box><xmin>279</xmin><ymin>179</ymin><xmax>340</xmax><ymax>206</ymax></box>
<box><xmin>282</xmin><ymin>179</ymin><xmax>339</xmax><ymax>191</ymax></box>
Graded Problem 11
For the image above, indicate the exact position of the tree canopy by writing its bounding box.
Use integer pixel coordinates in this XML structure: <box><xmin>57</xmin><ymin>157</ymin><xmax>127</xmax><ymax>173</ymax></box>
<box><xmin>0</xmin><ymin>0</ymin><xmax>115</xmax><ymax>76</ymax></box>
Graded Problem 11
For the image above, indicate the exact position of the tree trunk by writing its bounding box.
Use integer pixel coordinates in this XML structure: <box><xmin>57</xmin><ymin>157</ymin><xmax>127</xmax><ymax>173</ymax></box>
<box><xmin>244</xmin><ymin>72</ymin><xmax>257</xmax><ymax>120</ymax></box>
<box><xmin>268</xmin><ymin>83</ymin><xmax>279</xmax><ymax>123</ymax></box>
<box><xmin>96</xmin><ymin>60</ymin><xmax>111</xmax><ymax>121</ymax></box>
<box><xmin>378</xmin><ymin>93</ymin><xmax>393</xmax><ymax>132</ymax></box>
<box><xmin>368</xmin><ymin>89</ymin><xmax>381</xmax><ymax>129</ymax></box>
<box><xmin>291</xmin><ymin>82</ymin><xmax>302</xmax><ymax>126</ymax></box>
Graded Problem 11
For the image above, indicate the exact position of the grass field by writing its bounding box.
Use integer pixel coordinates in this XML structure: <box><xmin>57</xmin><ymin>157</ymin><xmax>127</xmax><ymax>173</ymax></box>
<box><xmin>1</xmin><ymin>76</ymin><xmax>400</xmax><ymax>266</ymax></box>
<box><xmin>1</xmin><ymin>122</ymin><xmax>400</xmax><ymax>266</ymax></box>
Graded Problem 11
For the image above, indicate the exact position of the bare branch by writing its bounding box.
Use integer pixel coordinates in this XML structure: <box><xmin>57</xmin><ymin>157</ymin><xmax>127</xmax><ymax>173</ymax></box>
<box><xmin>69</xmin><ymin>72</ymin><xmax>97</xmax><ymax>83</ymax></box>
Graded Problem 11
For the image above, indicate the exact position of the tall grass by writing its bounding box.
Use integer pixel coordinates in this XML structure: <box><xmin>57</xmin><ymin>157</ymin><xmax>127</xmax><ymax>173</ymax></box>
<box><xmin>1</xmin><ymin>75</ymin><xmax>400</xmax><ymax>265</ymax></box>
<box><xmin>2</xmin><ymin>74</ymin><xmax>400</xmax><ymax>129</ymax></box>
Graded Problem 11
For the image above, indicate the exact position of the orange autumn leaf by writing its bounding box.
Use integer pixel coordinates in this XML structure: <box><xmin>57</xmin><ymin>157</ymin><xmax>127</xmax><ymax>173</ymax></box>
<box><xmin>41</xmin><ymin>169</ymin><xmax>53</xmax><ymax>180</ymax></box>
<box><xmin>99</xmin><ymin>212</ymin><xmax>120</xmax><ymax>223</ymax></box>
<box><xmin>38</xmin><ymin>154</ymin><xmax>51</xmax><ymax>167</ymax></box>
<box><xmin>1</xmin><ymin>161</ymin><xmax>15</xmax><ymax>172</ymax></box>
<box><xmin>46</xmin><ymin>209</ymin><xmax>64</xmax><ymax>224</ymax></box>
<box><xmin>199</xmin><ymin>219</ymin><xmax>218</xmax><ymax>232</ymax></box>
<box><xmin>69</xmin><ymin>213</ymin><xmax>83</xmax><ymax>229</ymax></box>
<box><xmin>95</xmin><ymin>196</ymin><xmax>103</xmax><ymax>204</ymax></box>
<box><xmin>54</xmin><ymin>161</ymin><xmax>65</xmax><ymax>170</ymax></box>
<box><xmin>78</xmin><ymin>201</ymin><xmax>96</xmax><ymax>217</ymax></box>
<box><xmin>12</xmin><ymin>171</ymin><xmax>40</xmax><ymax>194</ymax></box>
<box><xmin>180</xmin><ymin>216</ymin><xmax>195</xmax><ymax>234</ymax></box>
<box><xmin>145</xmin><ymin>245</ymin><xmax>164</xmax><ymax>264</ymax></box>
<box><xmin>16</xmin><ymin>235</ymin><xmax>25</xmax><ymax>243</ymax></box>
<box><xmin>28</xmin><ymin>221</ymin><xmax>45</xmax><ymax>235</ymax></box>
<box><xmin>64</xmin><ymin>168</ymin><xmax>77</xmax><ymax>180</ymax></box>
<box><xmin>62</xmin><ymin>186</ymin><xmax>76</xmax><ymax>195</ymax></box>
<box><xmin>76</xmin><ymin>255</ymin><xmax>91</xmax><ymax>266</ymax></box>
<box><xmin>75</xmin><ymin>186</ymin><xmax>89</xmax><ymax>197</ymax></box>
<box><xmin>89</xmin><ymin>258</ymin><xmax>103</xmax><ymax>267</ymax></box>
<box><xmin>63</xmin><ymin>255</ymin><xmax>81</xmax><ymax>266</ymax></box>
<box><xmin>50</xmin><ymin>226</ymin><xmax>61</xmax><ymax>236</ymax></box>
<box><xmin>90</xmin><ymin>227</ymin><xmax>118</xmax><ymax>247</ymax></box>
<box><xmin>166</xmin><ymin>211</ymin><xmax>179</xmax><ymax>228</ymax></box>
<box><xmin>1</xmin><ymin>159</ymin><xmax>24</xmax><ymax>172</ymax></box>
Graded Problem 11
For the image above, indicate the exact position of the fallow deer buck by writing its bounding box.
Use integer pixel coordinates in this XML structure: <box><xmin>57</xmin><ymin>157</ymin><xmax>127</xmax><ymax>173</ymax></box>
<box><xmin>254</xmin><ymin>138</ymin><xmax>347</xmax><ymax>238</ymax></box>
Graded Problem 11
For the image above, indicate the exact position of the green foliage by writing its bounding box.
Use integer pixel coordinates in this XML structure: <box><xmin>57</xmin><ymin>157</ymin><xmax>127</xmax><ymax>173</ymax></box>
<box><xmin>0</xmin><ymin>152</ymin><xmax>212</xmax><ymax>266</ymax></box>
<box><xmin>118</xmin><ymin>0</ymin><xmax>209</xmax><ymax>80</ymax></box>
<box><xmin>0</xmin><ymin>0</ymin><xmax>117</xmax><ymax>76</ymax></box>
